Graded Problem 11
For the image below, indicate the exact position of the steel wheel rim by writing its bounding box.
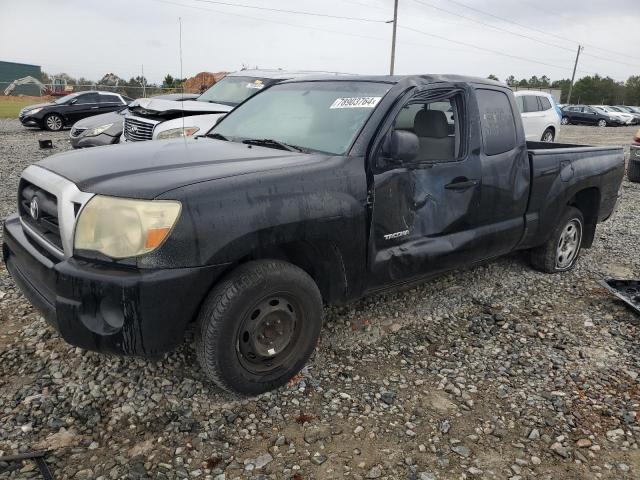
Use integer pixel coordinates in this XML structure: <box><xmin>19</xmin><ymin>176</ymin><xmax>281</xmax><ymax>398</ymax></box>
<box><xmin>47</xmin><ymin>115</ymin><xmax>62</xmax><ymax>130</ymax></box>
<box><xmin>561</xmin><ymin>117</ymin><xmax>569</xmax><ymax>125</ymax></box>
<box><xmin>556</xmin><ymin>218</ymin><xmax>582</xmax><ymax>269</ymax></box>
<box><xmin>236</xmin><ymin>293</ymin><xmax>303</xmax><ymax>374</ymax></box>
<box><xmin>542</xmin><ymin>131</ymin><xmax>554</xmax><ymax>142</ymax></box>
<box><xmin>598</xmin><ymin>120</ymin><xmax>607</xmax><ymax>127</ymax></box>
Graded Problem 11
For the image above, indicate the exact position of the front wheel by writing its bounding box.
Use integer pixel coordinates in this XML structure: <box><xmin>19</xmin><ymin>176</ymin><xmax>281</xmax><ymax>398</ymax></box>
<box><xmin>196</xmin><ymin>260</ymin><xmax>323</xmax><ymax>395</ymax></box>
<box><xmin>541</xmin><ymin>128</ymin><xmax>555</xmax><ymax>142</ymax></box>
<box><xmin>530</xmin><ymin>207</ymin><xmax>584</xmax><ymax>273</ymax></box>
<box><xmin>597</xmin><ymin>119</ymin><xmax>608</xmax><ymax>127</ymax></box>
<box><xmin>560</xmin><ymin>117</ymin><xmax>569</xmax><ymax>125</ymax></box>
<box><xmin>44</xmin><ymin>113</ymin><xmax>64</xmax><ymax>131</ymax></box>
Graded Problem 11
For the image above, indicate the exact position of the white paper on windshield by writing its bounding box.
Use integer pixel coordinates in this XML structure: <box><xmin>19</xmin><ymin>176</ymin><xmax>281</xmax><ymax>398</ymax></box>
<box><xmin>246</xmin><ymin>83</ymin><xmax>264</xmax><ymax>89</ymax></box>
<box><xmin>330</xmin><ymin>97</ymin><xmax>382</xmax><ymax>109</ymax></box>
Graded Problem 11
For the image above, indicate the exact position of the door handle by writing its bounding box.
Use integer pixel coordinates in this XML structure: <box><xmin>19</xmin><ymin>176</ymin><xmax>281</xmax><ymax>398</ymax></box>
<box><xmin>444</xmin><ymin>179</ymin><xmax>478</xmax><ymax>190</ymax></box>
<box><xmin>91</xmin><ymin>106</ymin><xmax>99</xmax><ymax>109</ymax></box>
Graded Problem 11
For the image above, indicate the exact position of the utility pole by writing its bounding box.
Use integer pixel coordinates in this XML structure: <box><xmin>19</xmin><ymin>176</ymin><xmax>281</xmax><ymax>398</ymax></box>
<box><xmin>141</xmin><ymin>64</ymin><xmax>146</xmax><ymax>98</ymax></box>
<box><xmin>566</xmin><ymin>45</ymin><xmax>583</xmax><ymax>105</ymax></box>
<box><xmin>388</xmin><ymin>0</ymin><xmax>399</xmax><ymax>75</ymax></box>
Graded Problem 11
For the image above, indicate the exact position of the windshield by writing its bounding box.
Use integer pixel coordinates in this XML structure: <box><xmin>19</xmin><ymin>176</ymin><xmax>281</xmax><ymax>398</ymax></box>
<box><xmin>210</xmin><ymin>81</ymin><xmax>391</xmax><ymax>155</ymax></box>
<box><xmin>608</xmin><ymin>106</ymin><xmax>624</xmax><ymax>112</ymax></box>
<box><xmin>53</xmin><ymin>93</ymin><xmax>80</xmax><ymax>104</ymax></box>
<box><xmin>197</xmin><ymin>76</ymin><xmax>276</xmax><ymax>106</ymax></box>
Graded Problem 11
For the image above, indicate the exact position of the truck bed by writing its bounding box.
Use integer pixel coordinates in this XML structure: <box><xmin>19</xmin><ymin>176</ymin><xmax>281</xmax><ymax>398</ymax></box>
<box><xmin>519</xmin><ymin>141</ymin><xmax>625</xmax><ymax>249</ymax></box>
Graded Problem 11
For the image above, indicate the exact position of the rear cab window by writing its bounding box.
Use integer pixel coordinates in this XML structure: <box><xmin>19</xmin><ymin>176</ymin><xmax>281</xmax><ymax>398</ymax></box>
<box><xmin>476</xmin><ymin>89</ymin><xmax>517</xmax><ymax>156</ymax></box>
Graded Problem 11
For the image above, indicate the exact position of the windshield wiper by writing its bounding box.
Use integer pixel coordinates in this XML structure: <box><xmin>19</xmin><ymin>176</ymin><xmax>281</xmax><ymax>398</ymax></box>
<box><xmin>206</xmin><ymin>132</ymin><xmax>228</xmax><ymax>141</ymax></box>
<box><xmin>242</xmin><ymin>138</ymin><xmax>308</xmax><ymax>153</ymax></box>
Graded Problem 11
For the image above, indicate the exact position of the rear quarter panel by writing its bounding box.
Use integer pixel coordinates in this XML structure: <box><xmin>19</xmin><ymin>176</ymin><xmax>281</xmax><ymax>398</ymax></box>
<box><xmin>519</xmin><ymin>143</ymin><xmax>624</xmax><ymax>249</ymax></box>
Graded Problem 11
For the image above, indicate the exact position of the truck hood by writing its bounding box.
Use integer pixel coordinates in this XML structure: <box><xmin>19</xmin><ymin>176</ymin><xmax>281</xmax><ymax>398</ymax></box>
<box><xmin>37</xmin><ymin>138</ymin><xmax>323</xmax><ymax>199</ymax></box>
<box><xmin>129</xmin><ymin>97</ymin><xmax>233</xmax><ymax>116</ymax></box>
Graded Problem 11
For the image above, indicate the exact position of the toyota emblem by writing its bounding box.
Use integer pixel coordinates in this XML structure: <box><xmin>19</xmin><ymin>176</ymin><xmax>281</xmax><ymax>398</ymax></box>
<box><xmin>29</xmin><ymin>197</ymin><xmax>39</xmax><ymax>221</ymax></box>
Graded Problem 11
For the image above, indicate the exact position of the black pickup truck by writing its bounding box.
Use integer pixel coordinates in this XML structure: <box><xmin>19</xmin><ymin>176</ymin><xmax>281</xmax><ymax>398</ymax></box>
<box><xmin>3</xmin><ymin>75</ymin><xmax>624</xmax><ymax>394</ymax></box>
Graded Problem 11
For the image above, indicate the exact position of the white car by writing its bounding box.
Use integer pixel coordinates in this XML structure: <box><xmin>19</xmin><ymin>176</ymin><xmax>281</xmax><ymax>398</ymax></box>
<box><xmin>592</xmin><ymin>106</ymin><xmax>634</xmax><ymax>125</ymax></box>
<box><xmin>121</xmin><ymin>69</ymin><xmax>343</xmax><ymax>143</ymax></box>
<box><xmin>514</xmin><ymin>90</ymin><xmax>561</xmax><ymax>142</ymax></box>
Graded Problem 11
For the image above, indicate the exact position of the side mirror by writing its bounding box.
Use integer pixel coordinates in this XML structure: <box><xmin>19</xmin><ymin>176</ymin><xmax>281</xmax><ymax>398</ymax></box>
<box><xmin>382</xmin><ymin>130</ymin><xmax>419</xmax><ymax>164</ymax></box>
<box><xmin>69</xmin><ymin>98</ymin><xmax>77</xmax><ymax>105</ymax></box>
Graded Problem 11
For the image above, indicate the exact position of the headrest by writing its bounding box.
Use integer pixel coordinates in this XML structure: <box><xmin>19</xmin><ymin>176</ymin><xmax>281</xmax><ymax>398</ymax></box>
<box><xmin>414</xmin><ymin>109</ymin><xmax>449</xmax><ymax>138</ymax></box>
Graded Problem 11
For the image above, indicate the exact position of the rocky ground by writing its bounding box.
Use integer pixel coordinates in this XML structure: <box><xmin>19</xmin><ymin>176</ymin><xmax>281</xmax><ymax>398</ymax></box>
<box><xmin>0</xmin><ymin>119</ymin><xmax>638</xmax><ymax>479</ymax></box>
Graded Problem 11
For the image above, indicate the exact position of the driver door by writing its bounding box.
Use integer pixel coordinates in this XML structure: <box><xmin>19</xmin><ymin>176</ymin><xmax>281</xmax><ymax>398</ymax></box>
<box><xmin>367</xmin><ymin>86</ymin><xmax>485</xmax><ymax>289</ymax></box>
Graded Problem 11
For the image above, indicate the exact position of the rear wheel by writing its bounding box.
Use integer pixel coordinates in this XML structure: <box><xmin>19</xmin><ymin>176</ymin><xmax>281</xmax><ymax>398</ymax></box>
<box><xmin>44</xmin><ymin>113</ymin><xmax>63</xmax><ymax>131</ymax></box>
<box><xmin>196</xmin><ymin>260</ymin><xmax>323</xmax><ymax>395</ymax></box>
<box><xmin>530</xmin><ymin>207</ymin><xmax>584</xmax><ymax>273</ymax></box>
<box><xmin>541</xmin><ymin>128</ymin><xmax>555</xmax><ymax>142</ymax></box>
<box><xmin>560</xmin><ymin>117</ymin><xmax>569</xmax><ymax>125</ymax></box>
<box><xmin>597</xmin><ymin>119</ymin><xmax>608</xmax><ymax>127</ymax></box>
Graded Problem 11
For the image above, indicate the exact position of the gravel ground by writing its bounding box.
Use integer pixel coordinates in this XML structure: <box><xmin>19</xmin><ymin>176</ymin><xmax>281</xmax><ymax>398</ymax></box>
<box><xmin>0</xmin><ymin>119</ymin><xmax>639</xmax><ymax>480</ymax></box>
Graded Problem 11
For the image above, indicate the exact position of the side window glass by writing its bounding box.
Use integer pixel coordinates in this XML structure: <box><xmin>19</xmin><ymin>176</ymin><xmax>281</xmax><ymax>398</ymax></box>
<box><xmin>392</xmin><ymin>94</ymin><xmax>462</xmax><ymax>164</ymax></box>
<box><xmin>523</xmin><ymin>96</ymin><xmax>539</xmax><ymax>113</ymax></box>
<box><xmin>516</xmin><ymin>96</ymin><xmax>525</xmax><ymax>113</ymax></box>
<box><xmin>76</xmin><ymin>93</ymin><xmax>99</xmax><ymax>104</ymax></box>
<box><xmin>476</xmin><ymin>89</ymin><xmax>517</xmax><ymax>156</ymax></box>
<box><xmin>100</xmin><ymin>94</ymin><xmax>121</xmax><ymax>104</ymax></box>
<box><xmin>540</xmin><ymin>97</ymin><xmax>552</xmax><ymax>110</ymax></box>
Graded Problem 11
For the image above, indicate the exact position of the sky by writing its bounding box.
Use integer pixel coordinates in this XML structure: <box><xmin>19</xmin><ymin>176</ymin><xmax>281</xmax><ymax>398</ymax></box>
<box><xmin>1</xmin><ymin>0</ymin><xmax>639</xmax><ymax>85</ymax></box>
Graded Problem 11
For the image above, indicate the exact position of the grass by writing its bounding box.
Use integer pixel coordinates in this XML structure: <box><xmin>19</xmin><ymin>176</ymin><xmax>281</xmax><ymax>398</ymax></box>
<box><xmin>0</xmin><ymin>96</ymin><xmax>51</xmax><ymax>119</ymax></box>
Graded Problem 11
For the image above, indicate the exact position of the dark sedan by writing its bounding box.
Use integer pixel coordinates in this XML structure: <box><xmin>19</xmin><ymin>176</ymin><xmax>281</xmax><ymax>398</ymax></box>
<box><xmin>69</xmin><ymin>93</ymin><xmax>199</xmax><ymax>148</ymax></box>
<box><xmin>19</xmin><ymin>91</ymin><xmax>132</xmax><ymax>131</ymax></box>
<box><xmin>561</xmin><ymin>104</ymin><xmax>623</xmax><ymax>127</ymax></box>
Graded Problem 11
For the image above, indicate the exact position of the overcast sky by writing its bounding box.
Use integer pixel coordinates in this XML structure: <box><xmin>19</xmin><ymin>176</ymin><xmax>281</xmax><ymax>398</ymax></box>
<box><xmin>1</xmin><ymin>0</ymin><xmax>639</xmax><ymax>84</ymax></box>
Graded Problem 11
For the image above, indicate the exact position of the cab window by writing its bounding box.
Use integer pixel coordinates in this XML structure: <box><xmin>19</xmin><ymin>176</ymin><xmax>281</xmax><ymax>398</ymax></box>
<box><xmin>393</xmin><ymin>94</ymin><xmax>462</xmax><ymax>163</ymax></box>
<box><xmin>476</xmin><ymin>89</ymin><xmax>517</xmax><ymax>156</ymax></box>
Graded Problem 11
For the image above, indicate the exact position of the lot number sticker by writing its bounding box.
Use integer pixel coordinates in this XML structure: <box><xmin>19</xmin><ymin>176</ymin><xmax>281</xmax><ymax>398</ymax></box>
<box><xmin>330</xmin><ymin>97</ymin><xmax>382</xmax><ymax>109</ymax></box>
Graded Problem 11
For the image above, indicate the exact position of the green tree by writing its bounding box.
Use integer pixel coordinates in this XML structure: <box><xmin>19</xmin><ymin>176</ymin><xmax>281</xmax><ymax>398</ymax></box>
<box><xmin>487</xmin><ymin>74</ymin><xmax>500</xmax><ymax>81</ymax></box>
<box><xmin>505</xmin><ymin>75</ymin><xmax>516</xmax><ymax>86</ymax></box>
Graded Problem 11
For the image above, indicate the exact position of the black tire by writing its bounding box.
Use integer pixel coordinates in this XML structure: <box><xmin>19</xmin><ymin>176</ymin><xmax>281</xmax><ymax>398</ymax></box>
<box><xmin>530</xmin><ymin>206</ymin><xmax>584</xmax><ymax>273</ymax></box>
<box><xmin>561</xmin><ymin>117</ymin><xmax>570</xmax><ymax>125</ymax></box>
<box><xmin>628</xmin><ymin>157</ymin><xmax>640</xmax><ymax>183</ymax></box>
<box><xmin>541</xmin><ymin>128</ymin><xmax>555</xmax><ymax>142</ymax></box>
<box><xmin>44</xmin><ymin>113</ymin><xmax>63</xmax><ymax>131</ymax></box>
<box><xmin>196</xmin><ymin>259</ymin><xmax>323</xmax><ymax>395</ymax></box>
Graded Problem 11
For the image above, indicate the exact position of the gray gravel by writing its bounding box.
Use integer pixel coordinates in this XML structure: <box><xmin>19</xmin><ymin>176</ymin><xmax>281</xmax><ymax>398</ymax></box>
<box><xmin>0</xmin><ymin>119</ymin><xmax>639</xmax><ymax>479</ymax></box>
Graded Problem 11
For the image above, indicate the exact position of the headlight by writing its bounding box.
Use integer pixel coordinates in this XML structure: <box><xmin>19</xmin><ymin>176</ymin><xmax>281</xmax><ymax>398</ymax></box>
<box><xmin>84</xmin><ymin>123</ymin><xmax>113</xmax><ymax>137</ymax></box>
<box><xmin>74</xmin><ymin>196</ymin><xmax>182</xmax><ymax>259</ymax></box>
<box><xmin>27</xmin><ymin>107</ymin><xmax>43</xmax><ymax>115</ymax></box>
<box><xmin>156</xmin><ymin>126</ymin><xmax>200</xmax><ymax>140</ymax></box>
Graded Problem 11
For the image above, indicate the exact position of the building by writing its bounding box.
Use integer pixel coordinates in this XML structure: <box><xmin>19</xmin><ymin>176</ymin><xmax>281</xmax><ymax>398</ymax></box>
<box><xmin>0</xmin><ymin>60</ymin><xmax>42</xmax><ymax>96</ymax></box>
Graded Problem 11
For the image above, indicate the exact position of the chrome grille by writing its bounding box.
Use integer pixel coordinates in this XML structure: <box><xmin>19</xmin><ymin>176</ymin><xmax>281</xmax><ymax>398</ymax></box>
<box><xmin>19</xmin><ymin>179</ymin><xmax>63</xmax><ymax>251</ymax></box>
<box><xmin>70</xmin><ymin>127</ymin><xmax>87</xmax><ymax>138</ymax></box>
<box><xmin>123</xmin><ymin>116</ymin><xmax>155</xmax><ymax>141</ymax></box>
<box><xmin>18</xmin><ymin>166</ymin><xmax>94</xmax><ymax>259</ymax></box>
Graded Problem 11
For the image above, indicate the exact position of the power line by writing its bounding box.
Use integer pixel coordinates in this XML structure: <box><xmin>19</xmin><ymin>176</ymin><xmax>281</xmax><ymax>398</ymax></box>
<box><xmin>188</xmin><ymin>0</ymin><xmax>389</xmax><ymax>23</ymax></box>
<box><xmin>411</xmin><ymin>0</ymin><xmax>640</xmax><ymax>71</ymax></box>
<box><xmin>399</xmin><ymin>25</ymin><xmax>597</xmax><ymax>75</ymax></box>
<box><xmin>411</xmin><ymin>0</ymin><xmax>575</xmax><ymax>53</ymax></box>
<box><xmin>444</xmin><ymin>0</ymin><xmax>640</xmax><ymax>64</ymax></box>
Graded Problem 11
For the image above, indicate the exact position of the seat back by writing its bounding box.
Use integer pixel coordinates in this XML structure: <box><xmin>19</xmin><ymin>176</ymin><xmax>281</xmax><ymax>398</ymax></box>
<box><xmin>413</xmin><ymin>109</ymin><xmax>455</xmax><ymax>161</ymax></box>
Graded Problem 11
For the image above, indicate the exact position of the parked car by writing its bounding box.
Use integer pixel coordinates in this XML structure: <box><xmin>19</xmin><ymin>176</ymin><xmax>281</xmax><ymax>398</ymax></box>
<box><xmin>629</xmin><ymin>129</ymin><xmax>640</xmax><ymax>182</ymax></box>
<box><xmin>561</xmin><ymin>105</ymin><xmax>623</xmax><ymax>127</ymax></box>
<box><xmin>19</xmin><ymin>91</ymin><xmax>132</xmax><ymax>131</ymax></box>
<box><xmin>69</xmin><ymin>93</ymin><xmax>200</xmax><ymax>149</ymax></box>
<box><xmin>592</xmin><ymin>106</ymin><xmax>635</xmax><ymax>125</ymax></box>
<box><xmin>4</xmin><ymin>74</ymin><xmax>624</xmax><ymax>394</ymax></box>
<box><xmin>613</xmin><ymin>105</ymin><xmax>640</xmax><ymax>124</ymax></box>
<box><xmin>122</xmin><ymin>70</ymin><xmax>341</xmax><ymax>142</ymax></box>
<box><xmin>514</xmin><ymin>90</ymin><xmax>560</xmax><ymax>142</ymax></box>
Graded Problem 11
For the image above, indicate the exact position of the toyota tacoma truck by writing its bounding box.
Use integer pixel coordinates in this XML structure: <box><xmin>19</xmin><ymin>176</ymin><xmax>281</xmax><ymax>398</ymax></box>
<box><xmin>3</xmin><ymin>75</ymin><xmax>624</xmax><ymax>395</ymax></box>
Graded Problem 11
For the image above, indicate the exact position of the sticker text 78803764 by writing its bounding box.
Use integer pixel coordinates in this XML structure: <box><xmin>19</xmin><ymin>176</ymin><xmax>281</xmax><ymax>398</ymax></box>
<box><xmin>330</xmin><ymin>97</ymin><xmax>382</xmax><ymax>109</ymax></box>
